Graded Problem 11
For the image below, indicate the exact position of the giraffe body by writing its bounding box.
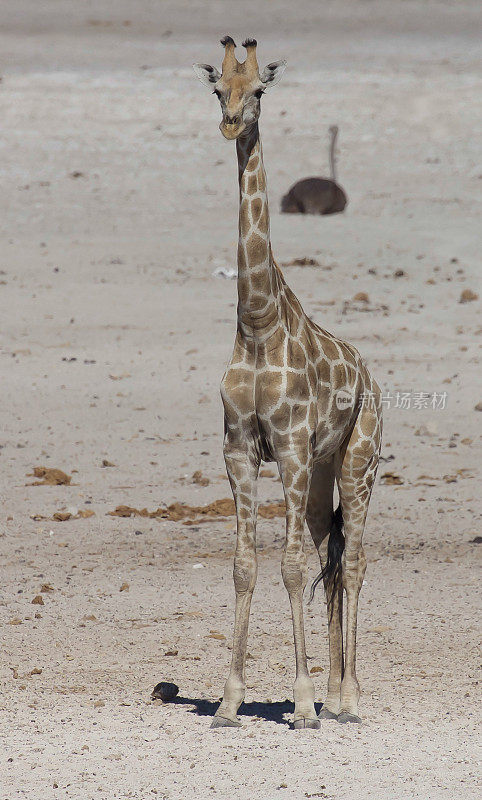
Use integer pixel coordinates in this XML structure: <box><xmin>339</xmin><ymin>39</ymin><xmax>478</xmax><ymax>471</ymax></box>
<box><xmin>223</xmin><ymin>292</ymin><xmax>378</xmax><ymax>466</ymax></box>
<box><xmin>194</xmin><ymin>37</ymin><xmax>382</xmax><ymax>730</ymax></box>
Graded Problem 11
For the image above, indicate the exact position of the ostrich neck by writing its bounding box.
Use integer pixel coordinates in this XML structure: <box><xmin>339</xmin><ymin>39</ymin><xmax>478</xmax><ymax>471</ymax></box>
<box><xmin>329</xmin><ymin>132</ymin><xmax>337</xmax><ymax>182</ymax></box>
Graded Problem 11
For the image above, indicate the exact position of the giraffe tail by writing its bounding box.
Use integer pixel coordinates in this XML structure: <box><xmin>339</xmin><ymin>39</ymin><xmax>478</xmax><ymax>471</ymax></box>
<box><xmin>308</xmin><ymin>505</ymin><xmax>345</xmax><ymax>603</ymax></box>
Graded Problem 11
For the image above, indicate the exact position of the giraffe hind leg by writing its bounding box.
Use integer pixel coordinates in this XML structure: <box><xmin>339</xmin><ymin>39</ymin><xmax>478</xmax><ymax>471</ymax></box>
<box><xmin>306</xmin><ymin>460</ymin><xmax>344</xmax><ymax>719</ymax></box>
<box><xmin>335</xmin><ymin>400</ymin><xmax>382</xmax><ymax>722</ymax></box>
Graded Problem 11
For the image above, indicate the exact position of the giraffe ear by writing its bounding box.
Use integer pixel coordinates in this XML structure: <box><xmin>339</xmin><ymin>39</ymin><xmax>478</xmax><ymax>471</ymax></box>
<box><xmin>260</xmin><ymin>60</ymin><xmax>287</xmax><ymax>88</ymax></box>
<box><xmin>193</xmin><ymin>63</ymin><xmax>221</xmax><ymax>88</ymax></box>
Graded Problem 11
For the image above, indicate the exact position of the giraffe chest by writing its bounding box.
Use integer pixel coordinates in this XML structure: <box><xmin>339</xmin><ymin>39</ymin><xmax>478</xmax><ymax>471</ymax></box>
<box><xmin>221</xmin><ymin>348</ymin><xmax>317</xmax><ymax>442</ymax></box>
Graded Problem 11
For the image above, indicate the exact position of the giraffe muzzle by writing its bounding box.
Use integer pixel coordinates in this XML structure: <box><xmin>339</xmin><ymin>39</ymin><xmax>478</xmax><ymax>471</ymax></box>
<box><xmin>220</xmin><ymin>116</ymin><xmax>246</xmax><ymax>140</ymax></box>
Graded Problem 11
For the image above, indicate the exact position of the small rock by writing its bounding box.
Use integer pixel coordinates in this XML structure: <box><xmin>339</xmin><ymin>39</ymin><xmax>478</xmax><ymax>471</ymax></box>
<box><xmin>32</xmin><ymin>595</ymin><xmax>44</xmax><ymax>605</ymax></box>
<box><xmin>28</xmin><ymin>466</ymin><xmax>71</xmax><ymax>485</ymax></box>
<box><xmin>52</xmin><ymin>512</ymin><xmax>71</xmax><ymax>522</ymax></box>
<box><xmin>353</xmin><ymin>292</ymin><xmax>369</xmax><ymax>303</ymax></box>
<box><xmin>151</xmin><ymin>681</ymin><xmax>179</xmax><ymax>701</ymax></box>
<box><xmin>414</xmin><ymin>423</ymin><xmax>437</xmax><ymax>437</ymax></box>
<box><xmin>286</xmin><ymin>257</ymin><xmax>320</xmax><ymax>267</ymax></box>
<box><xmin>380</xmin><ymin>472</ymin><xmax>404</xmax><ymax>485</ymax></box>
<box><xmin>93</xmin><ymin>700</ymin><xmax>105</xmax><ymax>708</ymax></box>
<box><xmin>212</xmin><ymin>266</ymin><xmax>236</xmax><ymax>280</ymax></box>
<box><xmin>459</xmin><ymin>289</ymin><xmax>478</xmax><ymax>303</ymax></box>
<box><xmin>119</xmin><ymin>582</ymin><xmax>129</xmax><ymax>592</ymax></box>
<box><xmin>474</xmin><ymin>402</ymin><xmax>482</xmax><ymax>412</ymax></box>
<box><xmin>164</xmin><ymin>649</ymin><xmax>178</xmax><ymax>657</ymax></box>
<box><xmin>192</xmin><ymin>470</ymin><xmax>209</xmax><ymax>486</ymax></box>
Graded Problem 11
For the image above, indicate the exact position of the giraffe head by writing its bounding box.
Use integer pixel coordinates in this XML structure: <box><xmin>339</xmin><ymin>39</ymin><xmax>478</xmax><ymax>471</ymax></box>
<box><xmin>193</xmin><ymin>36</ymin><xmax>286</xmax><ymax>140</ymax></box>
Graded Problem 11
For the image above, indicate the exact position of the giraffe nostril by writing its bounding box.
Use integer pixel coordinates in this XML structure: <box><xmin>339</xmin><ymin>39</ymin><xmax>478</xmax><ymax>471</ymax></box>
<box><xmin>225</xmin><ymin>114</ymin><xmax>240</xmax><ymax>126</ymax></box>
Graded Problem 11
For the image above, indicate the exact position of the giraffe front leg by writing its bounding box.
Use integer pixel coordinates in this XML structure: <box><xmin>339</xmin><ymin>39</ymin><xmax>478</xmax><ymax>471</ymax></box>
<box><xmin>211</xmin><ymin>444</ymin><xmax>259</xmax><ymax>729</ymax></box>
<box><xmin>279</xmin><ymin>449</ymin><xmax>320</xmax><ymax>730</ymax></box>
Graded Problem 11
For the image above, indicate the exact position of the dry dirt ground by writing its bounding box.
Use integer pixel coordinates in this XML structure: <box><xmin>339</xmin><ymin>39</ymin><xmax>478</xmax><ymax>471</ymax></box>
<box><xmin>1</xmin><ymin>2</ymin><xmax>481</xmax><ymax>799</ymax></box>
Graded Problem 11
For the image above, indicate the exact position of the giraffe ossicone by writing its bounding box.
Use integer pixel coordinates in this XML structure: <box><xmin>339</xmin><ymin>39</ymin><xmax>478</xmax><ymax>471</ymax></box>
<box><xmin>193</xmin><ymin>37</ymin><xmax>382</xmax><ymax>730</ymax></box>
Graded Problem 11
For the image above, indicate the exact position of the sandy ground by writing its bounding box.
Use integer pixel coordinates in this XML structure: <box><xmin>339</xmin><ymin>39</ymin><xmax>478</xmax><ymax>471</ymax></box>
<box><xmin>1</xmin><ymin>2</ymin><xmax>481</xmax><ymax>798</ymax></box>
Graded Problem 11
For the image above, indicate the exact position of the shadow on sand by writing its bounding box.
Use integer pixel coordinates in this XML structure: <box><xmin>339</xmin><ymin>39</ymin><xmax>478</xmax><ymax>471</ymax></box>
<box><xmin>169</xmin><ymin>696</ymin><xmax>324</xmax><ymax>727</ymax></box>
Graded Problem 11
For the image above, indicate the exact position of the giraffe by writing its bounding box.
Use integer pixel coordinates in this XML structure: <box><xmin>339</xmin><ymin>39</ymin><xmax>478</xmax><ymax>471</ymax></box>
<box><xmin>193</xmin><ymin>37</ymin><xmax>382</xmax><ymax>730</ymax></box>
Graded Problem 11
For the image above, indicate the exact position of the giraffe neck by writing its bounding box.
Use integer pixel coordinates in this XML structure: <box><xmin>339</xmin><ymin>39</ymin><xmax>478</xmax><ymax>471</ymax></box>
<box><xmin>236</xmin><ymin>124</ymin><xmax>280</xmax><ymax>338</ymax></box>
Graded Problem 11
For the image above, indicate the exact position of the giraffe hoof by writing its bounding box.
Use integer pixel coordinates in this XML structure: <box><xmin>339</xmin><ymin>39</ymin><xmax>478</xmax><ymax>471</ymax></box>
<box><xmin>337</xmin><ymin>711</ymin><xmax>362</xmax><ymax>724</ymax></box>
<box><xmin>210</xmin><ymin>715</ymin><xmax>242</xmax><ymax>729</ymax></box>
<box><xmin>318</xmin><ymin>707</ymin><xmax>338</xmax><ymax>721</ymax></box>
<box><xmin>293</xmin><ymin>717</ymin><xmax>321</xmax><ymax>730</ymax></box>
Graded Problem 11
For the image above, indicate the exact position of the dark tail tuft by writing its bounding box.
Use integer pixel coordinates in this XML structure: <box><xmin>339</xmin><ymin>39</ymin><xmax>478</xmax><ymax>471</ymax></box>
<box><xmin>309</xmin><ymin>505</ymin><xmax>344</xmax><ymax>603</ymax></box>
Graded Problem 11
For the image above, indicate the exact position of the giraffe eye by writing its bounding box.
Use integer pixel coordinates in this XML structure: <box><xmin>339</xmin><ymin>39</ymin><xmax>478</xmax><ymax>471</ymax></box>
<box><xmin>254</xmin><ymin>89</ymin><xmax>264</xmax><ymax>99</ymax></box>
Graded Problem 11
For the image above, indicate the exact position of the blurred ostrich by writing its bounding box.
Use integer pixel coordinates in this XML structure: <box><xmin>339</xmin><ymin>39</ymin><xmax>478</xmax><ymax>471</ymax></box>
<box><xmin>281</xmin><ymin>125</ymin><xmax>348</xmax><ymax>215</ymax></box>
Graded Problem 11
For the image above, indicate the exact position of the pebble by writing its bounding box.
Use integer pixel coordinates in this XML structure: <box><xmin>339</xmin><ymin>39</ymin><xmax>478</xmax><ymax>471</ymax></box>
<box><xmin>151</xmin><ymin>681</ymin><xmax>179</xmax><ymax>701</ymax></box>
<box><xmin>459</xmin><ymin>289</ymin><xmax>478</xmax><ymax>303</ymax></box>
